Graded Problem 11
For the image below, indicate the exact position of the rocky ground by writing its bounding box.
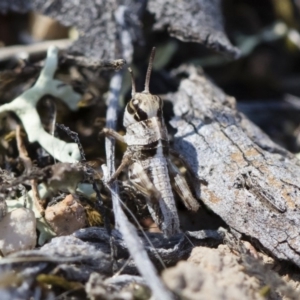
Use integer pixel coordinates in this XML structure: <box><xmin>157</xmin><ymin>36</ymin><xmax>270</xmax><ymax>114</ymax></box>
<box><xmin>1</xmin><ymin>1</ymin><xmax>300</xmax><ymax>299</ymax></box>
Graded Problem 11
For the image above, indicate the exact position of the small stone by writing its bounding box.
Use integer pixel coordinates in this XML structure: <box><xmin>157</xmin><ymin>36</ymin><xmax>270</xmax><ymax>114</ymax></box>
<box><xmin>0</xmin><ymin>208</ymin><xmax>36</xmax><ymax>256</ymax></box>
<box><xmin>45</xmin><ymin>194</ymin><xmax>87</xmax><ymax>236</ymax></box>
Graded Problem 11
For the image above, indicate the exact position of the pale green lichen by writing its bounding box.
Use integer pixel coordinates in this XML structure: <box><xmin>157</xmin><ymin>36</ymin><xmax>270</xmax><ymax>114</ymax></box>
<box><xmin>0</xmin><ymin>46</ymin><xmax>82</xmax><ymax>163</ymax></box>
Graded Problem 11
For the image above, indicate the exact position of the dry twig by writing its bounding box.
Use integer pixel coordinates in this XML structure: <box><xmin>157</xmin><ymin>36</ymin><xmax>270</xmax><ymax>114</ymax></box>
<box><xmin>15</xmin><ymin>125</ymin><xmax>45</xmax><ymax>216</ymax></box>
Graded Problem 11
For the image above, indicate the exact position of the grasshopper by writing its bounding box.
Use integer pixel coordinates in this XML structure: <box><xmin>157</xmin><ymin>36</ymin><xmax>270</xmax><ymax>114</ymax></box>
<box><xmin>102</xmin><ymin>48</ymin><xmax>200</xmax><ymax>236</ymax></box>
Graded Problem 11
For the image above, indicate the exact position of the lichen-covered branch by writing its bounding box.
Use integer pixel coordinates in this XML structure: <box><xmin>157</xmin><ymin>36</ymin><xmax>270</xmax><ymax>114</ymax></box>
<box><xmin>0</xmin><ymin>46</ymin><xmax>82</xmax><ymax>163</ymax></box>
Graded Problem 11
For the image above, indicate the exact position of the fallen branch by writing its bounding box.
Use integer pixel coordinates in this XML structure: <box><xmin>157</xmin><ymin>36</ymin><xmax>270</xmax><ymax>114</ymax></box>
<box><xmin>170</xmin><ymin>66</ymin><xmax>300</xmax><ymax>267</ymax></box>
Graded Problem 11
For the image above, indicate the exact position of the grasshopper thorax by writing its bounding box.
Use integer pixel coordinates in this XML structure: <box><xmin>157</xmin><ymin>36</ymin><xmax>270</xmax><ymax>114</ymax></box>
<box><xmin>123</xmin><ymin>48</ymin><xmax>163</xmax><ymax>128</ymax></box>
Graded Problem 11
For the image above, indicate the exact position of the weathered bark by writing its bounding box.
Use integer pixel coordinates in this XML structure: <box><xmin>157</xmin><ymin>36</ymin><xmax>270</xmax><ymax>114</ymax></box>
<box><xmin>170</xmin><ymin>67</ymin><xmax>300</xmax><ymax>267</ymax></box>
<box><xmin>148</xmin><ymin>0</ymin><xmax>239</xmax><ymax>58</ymax></box>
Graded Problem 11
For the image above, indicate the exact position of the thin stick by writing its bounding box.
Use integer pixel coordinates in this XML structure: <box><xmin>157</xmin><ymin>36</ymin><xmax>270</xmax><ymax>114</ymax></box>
<box><xmin>61</xmin><ymin>54</ymin><xmax>125</xmax><ymax>71</ymax></box>
<box><xmin>31</xmin><ymin>180</ymin><xmax>45</xmax><ymax>216</ymax></box>
<box><xmin>15</xmin><ymin>125</ymin><xmax>32</xmax><ymax>171</ymax></box>
<box><xmin>15</xmin><ymin>125</ymin><xmax>45</xmax><ymax>215</ymax></box>
<box><xmin>0</xmin><ymin>39</ymin><xmax>72</xmax><ymax>62</ymax></box>
<box><xmin>144</xmin><ymin>47</ymin><xmax>156</xmax><ymax>93</ymax></box>
<box><xmin>105</xmin><ymin>71</ymin><xmax>124</xmax><ymax>274</ymax></box>
<box><xmin>128</xmin><ymin>68</ymin><xmax>136</xmax><ymax>96</ymax></box>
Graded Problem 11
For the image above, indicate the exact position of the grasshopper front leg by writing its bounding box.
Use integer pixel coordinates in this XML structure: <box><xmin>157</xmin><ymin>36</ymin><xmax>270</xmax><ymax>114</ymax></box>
<box><xmin>101</xmin><ymin>128</ymin><xmax>129</xmax><ymax>183</ymax></box>
<box><xmin>107</xmin><ymin>155</ymin><xmax>131</xmax><ymax>184</ymax></box>
<box><xmin>167</xmin><ymin>158</ymin><xmax>200</xmax><ymax>212</ymax></box>
<box><xmin>101</xmin><ymin>128</ymin><xmax>125</xmax><ymax>144</ymax></box>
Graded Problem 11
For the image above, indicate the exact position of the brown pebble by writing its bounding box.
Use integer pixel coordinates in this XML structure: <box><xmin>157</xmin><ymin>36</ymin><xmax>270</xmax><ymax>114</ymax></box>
<box><xmin>45</xmin><ymin>194</ymin><xmax>87</xmax><ymax>236</ymax></box>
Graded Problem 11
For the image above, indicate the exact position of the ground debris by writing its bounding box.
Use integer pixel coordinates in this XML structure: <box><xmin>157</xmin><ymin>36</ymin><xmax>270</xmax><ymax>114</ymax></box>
<box><xmin>0</xmin><ymin>163</ymin><xmax>84</xmax><ymax>194</ymax></box>
<box><xmin>163</xmin><ymin>243</ymin><xmax>300</xmax><ymax>300</ymax></box>
<box><xmin>0</xmin><ymin>227</ymin><xmax>222</xmax><ymax>298</ymax></box>
<box><xmin>2</xmin><ymin>2</ymin><xmax>300</xmax><ymax>299</ymax></box>
<box><xmin>86</xmin><ymin>273</ymin><xmax>150</xmax><ymax>300</ymax></box>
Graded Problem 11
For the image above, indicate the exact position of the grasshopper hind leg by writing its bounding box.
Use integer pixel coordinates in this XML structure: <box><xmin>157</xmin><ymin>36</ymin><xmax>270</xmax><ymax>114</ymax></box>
<box><xmin>128</xmin><ymin>161</ymin><xmax>181</xmax><ymax>237</ymax></box>
<box><xmin>167</xmin><ymin>158</ymin><xmax>200</xmax><ymax>212</ymax></box>
<box><xmin>128</xmin><ymin>162</ymin><xmax>163</xmax><ymax>230</ymax></box>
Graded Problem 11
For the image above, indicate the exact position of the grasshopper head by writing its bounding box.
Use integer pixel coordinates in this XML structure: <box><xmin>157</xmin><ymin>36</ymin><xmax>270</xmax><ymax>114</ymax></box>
<box><xmin>123</xmin><ymin>48</ymin><xmax>163</xmax><ymax>127</ymax></box>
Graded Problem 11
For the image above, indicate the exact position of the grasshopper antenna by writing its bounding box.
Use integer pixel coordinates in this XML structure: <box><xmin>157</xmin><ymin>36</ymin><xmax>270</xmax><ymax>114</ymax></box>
<box><xmin>144</xmin><ymin>47</ymin><xmax>156</xmax><ymax>94</ymax></box>
<box><xmin>128</xmin><ymin>67</ymin><xmax>136</xmax><ymax>97</ymax></box>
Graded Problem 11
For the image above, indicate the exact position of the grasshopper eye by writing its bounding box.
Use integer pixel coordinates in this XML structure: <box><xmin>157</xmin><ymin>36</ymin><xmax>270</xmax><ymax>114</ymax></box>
<box><xmin>132</xmin><ymin>99</ymin><xmax>139</xmax><ymax>106</ymax></box>
<box><xmin>126</xmin><ymin>101</ymin><xmax>135</xmax><ymax>115</ymax></box>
